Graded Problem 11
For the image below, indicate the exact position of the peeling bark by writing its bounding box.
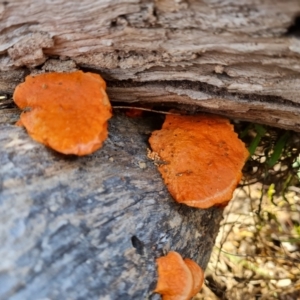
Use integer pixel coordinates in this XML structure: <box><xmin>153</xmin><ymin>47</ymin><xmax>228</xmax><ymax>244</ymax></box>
<box><xmin>0</xmin><ymin>1</ymin><xmax>300</xmax><ymax>130</ymax></box>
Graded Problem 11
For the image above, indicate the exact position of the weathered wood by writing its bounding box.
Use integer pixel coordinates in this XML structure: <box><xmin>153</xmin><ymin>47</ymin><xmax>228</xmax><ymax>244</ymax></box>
<box><xmin>0</xmin><ymin>114</ymin><xmax>223</xmax><ymax>300</ymax></box>
<box><xmin>0</xmin><ymin>0</ymin><xmax>300</xmax><ymax>131</ymax></box>
<box><xmin>1</xmin><ymin>0</ymin><xmax>300</xmax><ymax>130</ymax></box>
<box><xmin>1</xmin><ymin>1</ymin><xmax>300</xmax><ymax>299</ymax></box>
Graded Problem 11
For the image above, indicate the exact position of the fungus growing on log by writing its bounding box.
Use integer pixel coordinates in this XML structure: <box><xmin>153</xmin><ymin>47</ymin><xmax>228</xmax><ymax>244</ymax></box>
<box><xmin>149</xmin><ymin>114</ymin><xmax>249</xmax><ymax>208</ymax></box>
<box><xmin>154</xmin><ymin>251</ymin><xmax>204</xmax><ymax>300</ymax></box>
<box><xmin>183</xmin><ymin>258</ymin><xmax>204</xmax><ymax>297</ymax></box>
<box><xmin>13</xmin><ymin>71</ymin><xmax>112</xmax><ymax>156</ymax></box>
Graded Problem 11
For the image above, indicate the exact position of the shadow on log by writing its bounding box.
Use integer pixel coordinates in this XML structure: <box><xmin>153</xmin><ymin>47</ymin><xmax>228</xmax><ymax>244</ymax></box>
<box><xmin>0</xmin><ymin>113</ymin><xmax>223</xmax><ymax>300</ymax></box>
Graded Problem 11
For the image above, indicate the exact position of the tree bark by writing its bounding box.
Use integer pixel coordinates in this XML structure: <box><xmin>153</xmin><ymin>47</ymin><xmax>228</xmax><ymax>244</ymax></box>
<box><xmin>1</xmin><ymin>0</ymin><xmax>300</xmax><ymax>130</ymax></box>
<box><xmin>0</xmin><ymin>114</ymin><xmax>223</xmax><ymax>300</ymax></box>
<box><xmin>1</xmin><ymin>1</ymin><xmax>300</xmax><ymax>299</ymax></box>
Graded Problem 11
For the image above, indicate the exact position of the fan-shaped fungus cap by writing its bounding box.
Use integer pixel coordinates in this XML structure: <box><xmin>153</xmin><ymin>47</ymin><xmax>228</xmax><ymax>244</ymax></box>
<box><xmin>183</xmin><ymin>258</ymin><xmax>204</xmax><ymax>297</ymax></box>
<box><xmin>13</xmin><ymin>71</ymin><xmax>112</xmax><ymax>156</ymax></box>
<box><xmin>154</xmin><ymin>251</ymin><xmax>204</xmax><ymax>300</ymax></box>
<box><xmin>149</xmin><ymin>114</ymin><xmax>249</xmax><ymax>208</ymax></box>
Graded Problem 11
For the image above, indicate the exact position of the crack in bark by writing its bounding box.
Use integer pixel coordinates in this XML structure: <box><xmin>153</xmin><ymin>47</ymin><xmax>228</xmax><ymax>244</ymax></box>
<box><xmin>107</xmin><ymin>79</ymin><xmax>300</xmax><ymax>108</ymax></box>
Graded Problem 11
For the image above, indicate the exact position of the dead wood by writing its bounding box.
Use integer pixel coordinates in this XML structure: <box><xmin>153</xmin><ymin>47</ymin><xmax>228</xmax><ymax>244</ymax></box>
<box><xmin>0</xmin><ymin>114</ymin><xmax>223</xmax><ymax>300</ymax></box>
<box><xmin>1</xmin><ymin>0</ymin><xmax>300</xmax><ymax>130</ymax></box>
<box><xmin>1</xmin><ymin>1</ymin><xmax>300</xmax><ymax>299</ymax></box>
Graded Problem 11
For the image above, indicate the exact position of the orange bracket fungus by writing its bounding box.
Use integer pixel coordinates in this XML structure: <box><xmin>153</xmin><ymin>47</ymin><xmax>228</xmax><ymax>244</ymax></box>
<box><xmin>149</xmin><ymin>114</ymin><xmax>249</xmax><ymax>208</ymax></box>
<box><xmin>154</xmin><ymin>251</ymin><xmax>204</xmax><ymax>300</ymax></box>
<box><xmin>13</xmin><ymin>71</ymin><xmax>112</xmax><ymax>156</ymax></box>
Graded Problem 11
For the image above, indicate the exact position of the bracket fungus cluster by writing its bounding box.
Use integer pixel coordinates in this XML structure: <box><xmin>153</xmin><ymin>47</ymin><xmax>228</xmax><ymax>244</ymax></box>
<box><xmin>149</xmin><ymin>114</ymin><xmax>249</xmax><ymax>208</ymax></box>
<box><xmin>12</xmin><ymin>70</ymin><xmax>248</xmax><ymax>298</ymax></box>
<box><xmin>13</xmin><ymin>71</ymin><xmax>112</xmax><ymax>156</ymax></box>
<box><xmin>155</xmin><ymin>251</ymin><xmax>204</xmax><ymax>300</ymax></box>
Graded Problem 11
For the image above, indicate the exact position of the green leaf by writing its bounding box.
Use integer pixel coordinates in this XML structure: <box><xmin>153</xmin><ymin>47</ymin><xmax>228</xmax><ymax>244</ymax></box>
<box><xmin>267</xmin><ymin>132</ymin><xmax>290</xmax><ymax>168</ymax></box>
<box><xmin>247</xmin><ymin>125</ymin><xmax>267</xmax><ymax>156</ymax></box>
<box><xmin>254</xmin><ymin>124</ymin><xmax>267</xmax><ymax>136</ymax></box>
<box><xmin>240</xmin><ymin>124</ymin><xmax>252</xmax><ymax>139</ymax></box>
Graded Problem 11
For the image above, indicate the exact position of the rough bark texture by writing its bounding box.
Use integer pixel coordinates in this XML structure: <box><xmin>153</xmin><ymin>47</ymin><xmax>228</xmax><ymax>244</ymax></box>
<box><xmin>1</xmin><ymin>0</ymin><xmax>300</xmax><ymax>130</ymax></box>
<box><xmin>1</xmin><ymin>1</ymin><xmax>300</xmax><ymax>299</ymax></box>
<box><xmin>0</xmin><ymin>114</ymin><xmax>223</xmax><ymax>300</ymax></box>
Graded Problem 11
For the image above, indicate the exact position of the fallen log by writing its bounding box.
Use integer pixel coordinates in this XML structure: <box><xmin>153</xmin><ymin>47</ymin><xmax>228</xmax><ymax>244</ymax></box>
<box><xmin>0</xmin><ymin>113</ymin><xmax>223</xmax><ymax>300</ymax></box>
<box><xmin>1</xmin><ymin>1</ymin><xmax>300</xmax><ymax>299</ymax></box>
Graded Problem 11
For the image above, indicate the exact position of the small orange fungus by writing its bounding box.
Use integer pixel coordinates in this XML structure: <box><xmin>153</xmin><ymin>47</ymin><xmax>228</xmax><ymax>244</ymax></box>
<box><xmin>13</xmin><ymin>71</ymin><xmax>112</xmax><ymax>156</ymax></box>
<box><xmin>125</xmin><ymin>108</ymin><xmax>144</xmax><ymax>118</ymax></box>
<box><xmin>149</xmin><ymin>114</ymin><xmax>249</xmax><ymax>208</ymax></box>
<box><xmin>155</xmin><ymin>251</ymin><xmax>204</xmax><ymax>300</ymax></box>
<box><xmin>183</xmin><ymin>258</ymin><xmax>204</xmax><ymax>297</ymax></box>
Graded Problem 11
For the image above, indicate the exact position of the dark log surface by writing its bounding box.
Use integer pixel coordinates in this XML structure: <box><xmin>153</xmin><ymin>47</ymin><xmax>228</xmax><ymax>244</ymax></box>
<box><xmin>0</xmin><ymin>113</ymin><xmax>223</xmax><ymax>300</ymax></box>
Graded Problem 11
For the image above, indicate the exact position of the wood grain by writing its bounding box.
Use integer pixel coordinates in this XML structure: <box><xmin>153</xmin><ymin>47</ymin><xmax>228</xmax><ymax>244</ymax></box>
<box><xmin>1</xmin><ymin>0</ymin><xmax>300</xmax><ymax>130</ymax></box>
<box><xmin>1</xmin><ymin>1</ymin><xmax>300</xmax><ymax>298</ymax></box>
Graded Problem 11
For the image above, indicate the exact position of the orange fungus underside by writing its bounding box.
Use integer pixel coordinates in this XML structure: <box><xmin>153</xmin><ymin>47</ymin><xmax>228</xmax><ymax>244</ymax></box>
<box><xmin>13</xmin><ymin>71</ymin><xmax>112</xmax><ymax>156</ymax></box>
<box><xmin>149</xmin><ymin>114</ymin><xmax>249</xmax><ymax>208</ymax></box>
<box><xmin>154</xmin><ymin>251</ymin><xmax>204</xmax><ymax>300</ymax></box>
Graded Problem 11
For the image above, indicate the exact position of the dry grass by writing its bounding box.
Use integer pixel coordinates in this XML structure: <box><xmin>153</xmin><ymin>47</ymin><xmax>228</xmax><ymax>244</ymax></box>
<box><xmin>196</xmin><ymin>184</ymin><xmax>300</xmax><ymax>300</ymax></box>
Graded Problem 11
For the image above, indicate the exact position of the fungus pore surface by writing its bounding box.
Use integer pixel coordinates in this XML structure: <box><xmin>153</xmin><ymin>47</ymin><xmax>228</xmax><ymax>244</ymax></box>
<box><xmin>13</xmin><ymin>71</ymin><xmax>112</xmax><ymax>156</ymax></box>
<box><xmin>149</xmin><ymin>114</ymin><xmax>249</xmax><ymax>208</ymax></box>
<box><xmin>155</xmin><ymin>251</ymin><xmax>204</xmax><ymax>300</ymax></box>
